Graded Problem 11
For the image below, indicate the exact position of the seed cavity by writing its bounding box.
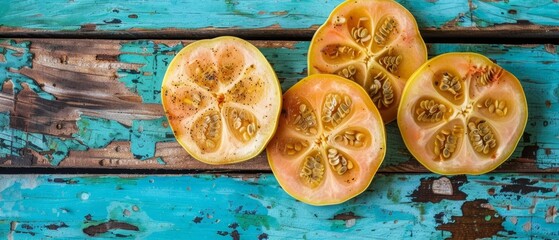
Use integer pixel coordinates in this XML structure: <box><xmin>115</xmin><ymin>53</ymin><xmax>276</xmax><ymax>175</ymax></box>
<box><xmin>322</xmin><ymin>93</ymin><xmax>352</xmax><ymax>129</ymax></box>
<box><xmin>434</xmin><ymin>125</ymin><xmax>463</xmax><ymax>161</ymax></box>
<box><xmin>284</xmin><ymin>140</ymin><xmax>310</xmax><ymax>156</ymax></box>
<box><xmin>292</xmin><ymin>102</ymin><xmax>318</xmax><ymax>135</ymax></box>
<box><xmin>368</xmin><ymin>72</ymin><xmax>394</xmax><ymax>109</ymax></box>
<box><xmin>468</xmin><ymin>120</ymin><xmax>497</xmax><ymax>155</ymax></box>
<box><xmin>334</xmin><ymin>129</ymin><xmax>366</xmax><ymax>148</ymax></box>
<box><xmin>300</xmin><ymin>154</ymin><xmax>325</xmax><ymax>187</ymax></box>
<box><xmin>379</xmin><ymin>49</ymin><xmax>402</xmax><ymax>73</ymax></box>
<box><xmin>195</xmin><ymin>111</ymin><xmax>222</xmax><ymax>151</ymax></box>
<box><xmin>477</xmin><ymin>98</ymin><xmax>508</xmax><ymax>117</ymax></box>
<box><xmin>192</xmin><ymin>93</ymin><xmax>202</xmax><ymax>106</ymax></box>
<box><xmin>351</xmin><ymin>17</ymin><xmax>371</xmax><ymax>45</ymax></box>
<box><xmin>473</xmin><ymin>65</ymin><xmax>504</xmax><ymax>86</ymax></box>
<box><xmin>322</xmin><ymin>45</ymin><xmax>359</xmax><ymax>60</ymax></box>
<box><xmin>327</xmin><ymin>148</ymin><xmax>354</xmax><ymax>175</ymax></box>
<box><xmin>228</xmin><ymin>108</ymin><xmax>258</xmax><ymax>142</ymax></box>
<box><xmin>438</xmin><ymin>72</ymin><xmax>463</xmax><ymax>100</ymax></box>
<box><xmin>337</xmin><ymin>65</ymin><xmax>357</xmax><ymax>80</ymax></box>
<box><xmin>374</xmin><ymin>17</ymin><xmax>396</xmax><ymax>45</ymax></box>
<box><xmin>416</xmin><ymin>99</ymin><xmax>447</xmax><ymax>123</ymax></box>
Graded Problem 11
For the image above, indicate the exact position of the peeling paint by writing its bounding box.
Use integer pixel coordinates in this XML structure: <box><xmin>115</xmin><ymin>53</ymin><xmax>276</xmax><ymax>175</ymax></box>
<box><xmin>500</xmin><ymin>177</ymin><xmax>554</xmax><ymax>195</ymax></box>
<box><xmin>546</xmin><ymin>206</ymin><xmax>557</xmax><ymax>223</ymax></box>
<box><xmin>118</xmin><ymin>40</ymin><xmax>184</xmax><ymax>103</ymax></box>
<box><xmin>508</xmin><ymin>216</ymin><xmax>518</xmax><ymax>225</ymax></box>
<box><xmin>432</xmin><ymin>177</ymin><xmax>453</xmax><ymax>195</ymax></box>
<box><xmin>410</xmin><ymin>175</ymin><xmax>468</xmax><ymax>203</ymax></box>
<box><xmin>330</xmin><ymin>211</ymin><xmax>362</xmax><ymax>228</ymax></box>
<box><xmin>522</xmin><ymin>221</ymin><xmax>531</xmax><ymax>231</ymax></box>
<box><xmin>436</xmin><ymin>199</ymin><xmax>505</xmax><ymax>240</ymax></box>
<box><xmin>0</xmin><ymin>40</ymin><xmax>55</xmax><ymax>100</ymax></box>
<box><xmin>0</xmin><ymin>112</ymin><xmax>87</xmax><ymax>165</ymax></box>
<box><xmin>82</xmin><ymin>220</ymin><xmax>139</xmax><ymax>236</ymax></box>
<box><xmin>75</xmin><ymin>115</ymin><xmax>173</xmax><ymax>160</ymax></box>
<box><xmin>1</xmin><ymin>174</ymin><xmax>559</xmax><ymax>238</ymax></box>
<box><xmin>1</xmin><ymin>111</ymin><xmax>173</xmax><ymax>166</ymax></box>
<box><xmin>0</xmin><ymin>0</ymin><xmax>475</xmax><ymax>32</ymax></box>
<box><xmin>1</xmin><ymin>40</ymin><xmax>557</xmax><ymax>169</ymax></box>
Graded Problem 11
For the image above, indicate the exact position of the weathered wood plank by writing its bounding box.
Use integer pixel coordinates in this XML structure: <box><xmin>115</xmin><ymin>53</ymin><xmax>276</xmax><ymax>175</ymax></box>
<box><xmin>0</xmin><ymin>39</ymin><xmax>558</xmax><ymax>172</ymax></box>
<box><xmin>0</xmin><ymin>0</ymin><xmax>558</xmax><ymax>39</ymax></box>
<box><xmin>0</xmin><ymin>173</ymin><xmax>557</xmax><ymax>239</ymax></box>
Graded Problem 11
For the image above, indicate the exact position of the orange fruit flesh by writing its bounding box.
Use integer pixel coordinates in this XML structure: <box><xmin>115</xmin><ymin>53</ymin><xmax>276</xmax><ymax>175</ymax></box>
<box><xmin>267</xmin><ymin>74</ymin><xmax>386</xmax><ymax>205</ymax></box>
<box><xmin>308</xmin><ymin>0</ymin><xmax>427</xmax><ymax>123</ymax></box>
<box><xmin>162</xmin><ymin>37</ymin><xmax>282</xmax><ymax>164</ymax></box>
<box><xmin>398</xmin><ymin>53</ymin><xmax>528</xmax><ymax>175</ymax></box>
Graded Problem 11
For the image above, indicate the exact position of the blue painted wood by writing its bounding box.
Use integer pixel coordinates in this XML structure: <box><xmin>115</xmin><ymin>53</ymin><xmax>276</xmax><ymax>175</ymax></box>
<box><xmin>0</xmin><ymin>40</ymin><xmax>54</xmax><ymax>100</ymax></box>
<box><xmin>0</xmin><ymin>0</ymin><xmax>463</xmax><ymax>31</ymax></box>
<box><xmin>0</xmin><ymin>0</ymin><xmax>558</xmax><ymax>34</ymax></box>
<box><xmin>0</xmin><ymin>174</ymin><xmax>557</xmax><ymax>238</ymax></box>
<box><xmin>0</xmin><ymin>40</ymin><xmax>557</xmax><ymax>170</ymax></box>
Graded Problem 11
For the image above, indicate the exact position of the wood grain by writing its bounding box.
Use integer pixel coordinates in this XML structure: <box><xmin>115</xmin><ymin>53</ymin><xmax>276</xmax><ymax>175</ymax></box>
<box><xmin>0</xmin><ymin>0</ymin><xmax>558</xmax><ymax>39</ymax></box>
<box><xmin>0</xmin><ymin>39</ymin><xmax>557</xmax><ymax>172</ymax></box>
<box><xmin>0</xmin><ymin>173</ymin><xmax>557</xmax><ymax>239</ymax></box>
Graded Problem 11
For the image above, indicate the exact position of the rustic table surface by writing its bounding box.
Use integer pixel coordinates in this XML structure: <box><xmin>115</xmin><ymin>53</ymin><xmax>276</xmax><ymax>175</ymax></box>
<box><xmin>1</xmin><ymin>0</ymin><xmax>558</xmax><ymax>239</ymax></box>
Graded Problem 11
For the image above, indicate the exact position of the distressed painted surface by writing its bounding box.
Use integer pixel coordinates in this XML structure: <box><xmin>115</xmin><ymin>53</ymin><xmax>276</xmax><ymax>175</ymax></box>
<box><xmin>0</xmin><ymin>112</ymin><xmax>173</xmax><ymax>165</ymax></box>
<box><xmin>470</xmin><ymin>0</ymin><xmax>559</xmax><ymax>27</ymax></box>
<box><xmin>0</xmin><ymin>40</ymin><xmax>54</xmax><ymax>100</ymax></box>
<box><xmin>119</xmin><ymin>41</ymin><xmax>184</xmax><ymax>104</ymax></box>
<box><xmin>0</xmin><ymin>174</ymin><xmax>558</xmax><ymax>239</ymax></box>
<box><xmin>0</xmin><ymin>0</ymin><xmax>558</xmax><ymax>34</ymax></box>
<box><xmin>0</xmin><ymin>39</ymin><xmax>557</xmax><ymax>171</ymax></box>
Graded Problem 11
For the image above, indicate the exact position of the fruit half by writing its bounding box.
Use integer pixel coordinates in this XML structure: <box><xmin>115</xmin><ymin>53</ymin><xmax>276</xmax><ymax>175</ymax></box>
<box><xmin>267</xmin><ymin>74</ymin><xmax>386</xmax><ymax>205</ymax></box>
<box><xmin>398</xmin><ymin>52</ymin><xmax>528</xmax><ymax>175</ymax></box>
<box><xmin>162</xmin><ymin>36</ymin><xmax>282</xmax><ymax>164</ymax></box>
<box><xmin>308</xmin><ymin>0</ymin><xmax>427</xmax><ymax>123</ymax></box>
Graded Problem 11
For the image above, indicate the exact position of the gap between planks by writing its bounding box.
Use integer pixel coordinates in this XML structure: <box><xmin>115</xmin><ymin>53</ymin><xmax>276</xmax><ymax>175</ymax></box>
<box><xmin>0</xmin><ymin>29</ymin><xmax>558</xmax><ymax>44</ymax></box>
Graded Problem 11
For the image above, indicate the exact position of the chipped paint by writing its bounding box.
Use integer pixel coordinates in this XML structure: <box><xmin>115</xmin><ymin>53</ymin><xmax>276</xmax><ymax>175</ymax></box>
<box><xmin>118</xmin><ymin>40</ymin><xmax>184</xmax><ymax>104</ymax></box>
<box><xmin>83</xmin><ymin>220</ymin><xmax>139</xmax><ymax>237</ymax></box>
<box><xmin>1</xmin><ymin>174</ymin><xmax>557</xmax><ymax>238</ymax></box>
<box><xmin>522</xmin><ymin>221</ymin><xmax>532</xmax><ymax>231</ymax></box>
<box><xmin>432</xmin><ymin>177</ymin><xmax>453</xmax><ymax>195</ymax></box>
<box><xmin>0</xmin><ymin>39</ymin><xmax>557</xmax><ymax>169</ymax></box>
<box><xmin>0</xmin><ymin>40</ymin><xmax>54</xmax><ymax>100</ymax></box>
<box><xmin>0</xmin><ymin>175</ymin><xmax>38</xmax><ymax>193</ymax></box>
<box><xmin>410</xmin><ymin>175</ymin><xmax>468</xmax><ymax>203</ymax></box>
<box><xmin>546</xmin><ymin>206</ymin><xmax>557</xmax><ymax>223</ymax></box>
<box><xmin>0</xmin><ymin>0</ymin><xmax>465</xmax><ymax>31</ymax></box>
<box><xmin>508</xmin><ymin>216</ymin><xmax>518</xmax><ymax>225</ymax></box>
<box><xmin>0</xmin><ymin>112</ymin><xmax>173</xmax><ymax>165</ymax></box>
<box><xmin>436</xmin><ymin>199</ymin><xmax>505</xmax><ymax>239</ymax></box>
<box><xmin>471</xmin><ymin>0</ymin><xmax>559</xmax><ymax>28</ymax></box>
<box><xmin>0</xmin><ymin>112</ymin><xmax>87</xmax><ymax>165</ymax></box>
<box><xmin>499</xmin><ymin>177</ymin><xmax>554</xmax><ymax>195</ymax></box>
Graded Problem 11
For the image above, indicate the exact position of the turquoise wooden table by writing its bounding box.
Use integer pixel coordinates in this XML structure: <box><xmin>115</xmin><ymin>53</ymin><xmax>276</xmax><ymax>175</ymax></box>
<box><xmin>1</xmin><ymin>0</ymin><xmax>558</xmax><ymax>239</ymax></box>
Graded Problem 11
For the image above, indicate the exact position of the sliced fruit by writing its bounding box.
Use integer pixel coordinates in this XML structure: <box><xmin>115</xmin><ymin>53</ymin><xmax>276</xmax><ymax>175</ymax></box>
<box><xmin>308</xmin><ymin>0</ymin><xmax>427</xmax><ymax>123</ymax></box>
<box><xmin>398</xmin><ymin>52</ymin><xmax>528</xmax><ymax>175</ymax></box>
<box><xmin>267</xmin><ymin>74</ymin><xmax>386</xmax><ymax>205</ymax></box>
<box><xmin>161</xmin><ymin>36</ymin><xmax>282</xmax><ymax>164</ymax></box>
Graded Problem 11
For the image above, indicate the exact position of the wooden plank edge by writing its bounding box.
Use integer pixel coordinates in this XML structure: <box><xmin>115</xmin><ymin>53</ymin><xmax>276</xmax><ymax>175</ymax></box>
<box><xmin>1</xmin><ymin>173</ymin><xmax>558</xmax><ymax>239</ymax></box>
<box><xmin>1</xmin><ymin>26</ymin><xmax>559</xmax><ymax>43</ymax></box>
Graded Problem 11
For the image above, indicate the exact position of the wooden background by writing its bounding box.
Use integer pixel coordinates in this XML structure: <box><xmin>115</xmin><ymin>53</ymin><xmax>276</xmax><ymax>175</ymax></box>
<box><xmin>0</xmin><ymin>0</ymin><xmax>558</xmax><ymax>239</ymax></box>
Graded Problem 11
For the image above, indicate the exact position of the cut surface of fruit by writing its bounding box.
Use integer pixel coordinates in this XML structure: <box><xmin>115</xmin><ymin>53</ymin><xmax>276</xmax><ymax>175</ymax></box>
<box><xmin>308</xmin><ymin>0</ymin><xmax>427</xmax><ymax>123</ymax></box>
<box><xmin>398</xmin><ymin>53</ymin><xmax>528</xmax><ymax>175</ymax></box>
<box><xmin>267</xmin><ymin>74</ymin><xmax>386</xmax><ymax>205</ymax></box>
<box><xmin>162</xmin><ymin>36</ymin><xmax>281</xmax><ymax>164</ymax></box>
